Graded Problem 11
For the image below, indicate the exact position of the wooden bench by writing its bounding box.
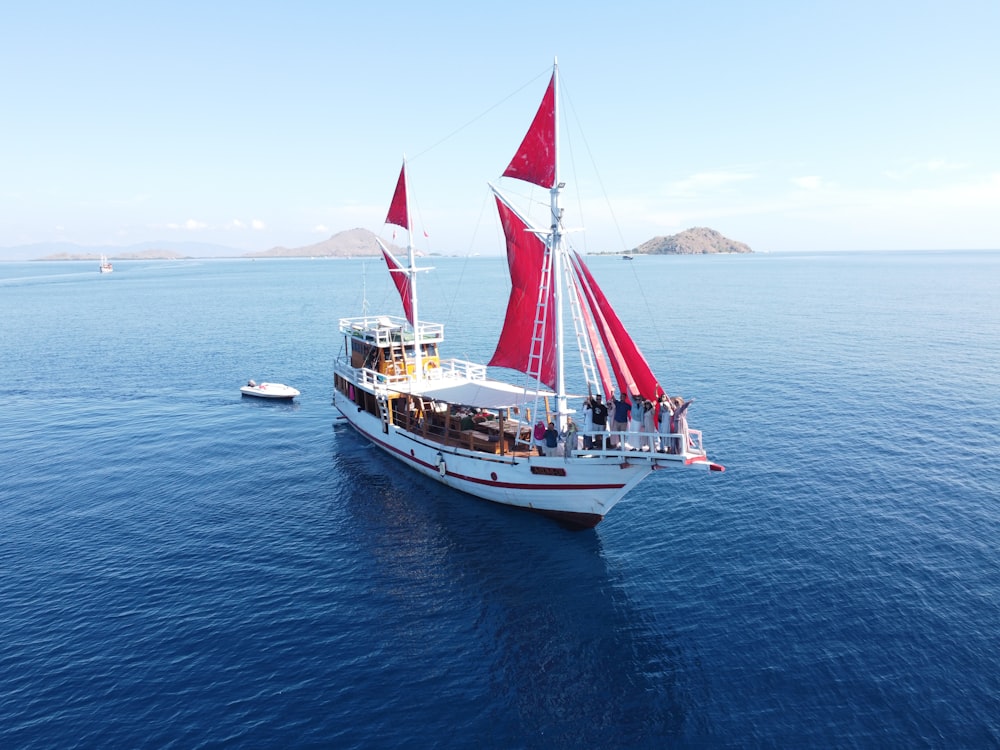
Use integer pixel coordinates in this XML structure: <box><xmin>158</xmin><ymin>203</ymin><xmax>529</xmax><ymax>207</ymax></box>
<box><xmin>461</xmin><ymin>429</ymin><xmax>499</xmax><ymax>453</ymax></box>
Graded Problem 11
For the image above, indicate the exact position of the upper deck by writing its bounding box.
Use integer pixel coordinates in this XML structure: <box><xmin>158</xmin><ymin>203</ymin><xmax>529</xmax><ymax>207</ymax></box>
<box><xmin>339</xmin><ymin>315</ymin><xmax>444</xmax><ymax>348</ymax></box>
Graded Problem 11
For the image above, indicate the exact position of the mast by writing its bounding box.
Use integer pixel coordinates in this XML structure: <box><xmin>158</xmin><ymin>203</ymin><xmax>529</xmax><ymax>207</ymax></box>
<box><xmin>403</xmin><ymin>158</ymin><xmax>424</xmax><ymax>378</ymax></box>
<box><xmin>386</xmin><ymin>158</ymin><xmax>424</xmax><ymax>378</ymax></box>
<box><xmin>550</xmin><ymin>59</ymin><xmax>567</xmax><ymax>429</ymax></box>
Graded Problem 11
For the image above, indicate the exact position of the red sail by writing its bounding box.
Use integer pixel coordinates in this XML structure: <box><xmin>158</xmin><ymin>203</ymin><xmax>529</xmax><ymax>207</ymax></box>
<box><xmin>572</xmin><ymin>253</ymin><xmax>638</xmax><ymax>398</ymax></box>
<box><xmin>386</xmin><ymin>162</ymin><xmax>409</xmax><ymax>230</ymax></box>
<box><xmin>572</xmin><ymin>251</ymin><xmax>664</xmax><ymax>402</ymax></box>
<box><xmin>502</xmin><ymin>73</ymin><xmax>556</xmax><ymax>189</ymax></box>
<box><xmin>572</xmin><ymin>279</ymin><xmax>615</xmax><ymax>399</ymax></box>
<box><xmin>489</xmin><ymin>195</ymin><xmax>556</xmax><ymax>388</ymax></box>
<box><xmin>377</xmin><ymin>240</ymin><xmax>413</xmax><ymax>325</ymax></box>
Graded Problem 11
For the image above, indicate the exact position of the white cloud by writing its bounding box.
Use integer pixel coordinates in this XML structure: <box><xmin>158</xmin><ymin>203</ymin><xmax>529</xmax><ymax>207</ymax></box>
<box><xmin>792</xmin><ymin>175</ymin><xmax>822</xmax><ymax>190</ymax></box>
<box><xmin>314</xmin><ymin>224</ymin><xmax>330</xmax><ymax>234</ymax></box>
<box><xmin>222</xmin><ymin>219</ymin><xmax>265</xmax><ymax>231</ymax></box>
<box><xmin>165</xmin><ymin>219</ymin><xmax>207</xmax><ymax>231</ymax></box>
<box><xmin>923</xmin><ymin>159</ymin><xmax>965</xmax><ymax>172</ymax></box>
<box><xmin>665</xmin><ymin>171</ymin><xmax>753</xmax><ymax>197</ymax></box>
<box><xmin>884</xmin><ymin>159</ymin><xmax>968</xmax><ymax>181</ymax></box>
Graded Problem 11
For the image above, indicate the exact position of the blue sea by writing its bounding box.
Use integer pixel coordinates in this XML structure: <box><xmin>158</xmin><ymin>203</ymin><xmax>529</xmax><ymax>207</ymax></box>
<box><xmin>2</xmin><ymin>251</ymin><xmax>999</xmax><ymax>748</ymax></box>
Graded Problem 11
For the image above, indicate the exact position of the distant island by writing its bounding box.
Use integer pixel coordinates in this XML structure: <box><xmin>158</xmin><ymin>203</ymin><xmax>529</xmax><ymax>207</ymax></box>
<box><xmin>25</xmin><ymin>226</ymin><xmax>750</xmax><ymax>261</ymax></box>
<box><xmin>39</xmin><ymin>249</ymin><xmax>191</xmax><ymax>261</ymax></box>
<box><xmin>632</xmin><ymin>227</ymin><xmax>752</xmax><ymax>255</ymax></box>
<box><xmin>244</xmin><ymin>228</ymin><xmax>399</xmax><ymax>258</ymax></box>
<box><xmin>30</xmin><ymin>228</ymin><xmax>399</xmax><ymax>262</ymax></box>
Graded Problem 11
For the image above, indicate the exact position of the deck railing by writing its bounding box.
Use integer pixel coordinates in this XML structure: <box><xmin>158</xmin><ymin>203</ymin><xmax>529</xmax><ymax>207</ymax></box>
<box><xmin>550</xmin><ymin>429</ymin><xmax>706</xmax><ymax>459</ymax></box>
<box><xmin>339</xmin><ymin>315</ymin><xmax>445</xmax><ymax>345</ymax></box>
<box><xmin>343</xmin><ymin>358</ymin><xmax>485</xmax><ymax>392</ymax></box>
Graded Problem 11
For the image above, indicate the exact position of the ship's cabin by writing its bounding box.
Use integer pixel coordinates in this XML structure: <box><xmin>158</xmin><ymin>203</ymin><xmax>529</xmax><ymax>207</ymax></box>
<box><xmin>340</xmin><ymin>315</ymin><xmax>443</xmax><ymax>377</ymax></box>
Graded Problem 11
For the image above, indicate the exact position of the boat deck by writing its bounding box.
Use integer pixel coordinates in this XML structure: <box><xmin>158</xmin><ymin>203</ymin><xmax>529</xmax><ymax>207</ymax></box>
<box><xmin>393</xmin><ymin>410</ymin><xmax>533</xmax><ymax>457</ymax></box>
<box><xmin>390</xmin><ymin>409</ymin><xmax>703</xmax><ymax>463</ymax></box>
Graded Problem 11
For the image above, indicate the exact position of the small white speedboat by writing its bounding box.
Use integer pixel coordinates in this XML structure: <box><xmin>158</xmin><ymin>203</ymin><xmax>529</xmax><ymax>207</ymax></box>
<box><xmin>240</xmin><ymin>380</ymin><xmax>300</xmax><ymax>400</ymax></box>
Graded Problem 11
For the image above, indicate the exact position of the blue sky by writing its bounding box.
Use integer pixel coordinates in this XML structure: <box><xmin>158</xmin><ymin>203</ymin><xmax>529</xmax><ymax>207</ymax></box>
<box><xmin>2</xmin><ymin>0</ymin><xmax>998</xmax><ymax>257</ymax></box>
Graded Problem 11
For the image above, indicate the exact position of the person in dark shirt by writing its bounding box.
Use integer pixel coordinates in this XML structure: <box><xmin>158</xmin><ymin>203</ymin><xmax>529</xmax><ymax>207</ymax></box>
<box><xmin>543</xmin><ymin>421</ymin><xmax>559</xmax><ymax>455</ymax></box>
<box><xmin>590</xmin><ymin>393</ymin><xmax>608</xmax><ymax>449</ymax></box>
<box><xmin>611</xmin><ymin>392</ymin><xmax>631</xmax><ymax>448</ymax></box>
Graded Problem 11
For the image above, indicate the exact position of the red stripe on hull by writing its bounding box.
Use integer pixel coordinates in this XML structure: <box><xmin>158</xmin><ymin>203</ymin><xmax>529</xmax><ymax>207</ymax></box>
<box><xmin>356</xmin><ymin>422</ymin><xmax>627</xmax><ymax>493</ymax></box>
<box><xmin>339</xmin><ymin>418</ymin><xmax>624</xmax><ymax>528</ymax></box>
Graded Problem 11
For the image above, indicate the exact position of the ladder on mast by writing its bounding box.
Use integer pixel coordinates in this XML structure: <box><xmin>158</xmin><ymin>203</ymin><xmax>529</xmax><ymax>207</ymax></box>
<box><xmin>564</xmin><ymin>254</ymin><xmax>600</xmax><ymax>395</ymax></box>
<box><xmin>525</xmin><ymin>246</ymin><xmax>553</xmax><ymax>388</ymax></box>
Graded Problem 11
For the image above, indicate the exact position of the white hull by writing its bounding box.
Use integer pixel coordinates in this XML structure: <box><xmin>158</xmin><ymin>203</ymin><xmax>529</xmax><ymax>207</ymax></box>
<box><xmin>332</xmin><ymin>374</ymin><xmax>715</xmax><ymax>529</ymax></box>
<box><xmin>241</xmin><ymin>382</ymin><xmax>300</xmax><ymax>399</ymax></box>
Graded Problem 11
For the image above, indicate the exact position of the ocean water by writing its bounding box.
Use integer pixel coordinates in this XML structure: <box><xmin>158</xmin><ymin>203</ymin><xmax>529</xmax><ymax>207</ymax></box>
<box><xmin>2</xmin><ymin>251</ymin><xmax>999</xmax><ymax>748</ymax></box>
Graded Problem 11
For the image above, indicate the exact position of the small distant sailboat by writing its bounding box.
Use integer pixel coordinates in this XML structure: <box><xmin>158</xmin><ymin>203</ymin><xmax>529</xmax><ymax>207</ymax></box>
<box><xmin>99</xmin><ymin>255</ymin><xmax>113</xmax><ymax>274</ymax></box>
<box><xmin>332</xmin><ymin>61</ymin><xmax>723</xmax><ymax>529</ymax></box>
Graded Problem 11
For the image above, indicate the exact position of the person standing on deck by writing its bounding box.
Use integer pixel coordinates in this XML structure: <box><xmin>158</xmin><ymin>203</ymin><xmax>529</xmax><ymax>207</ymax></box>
<box><xmin>611</xmin><ymin>392</ymin><xmax>632</xmax><ymax>449</ymax></box>
<box><xmin>533</xmin><ymin>420</ymin><xmax>546</xmax><ymax>456</ymax></box>
<box><xmin>544</xmin><ymin>421</ymin><xmax>559</xmax><ymax>456</ymax></box>
<box><xmin>581</xmin><ymin>398</ymin><xmax>594</xmax><ymax>449</ymax></box>
<box><xmin>657</xmin><ymin>395</ymin><xmax>674</xmax><ymax>453</ymax></box>
<box><xmin>564</xmin><ymin>417</ymin><xmax>579</xmax><ymax>453</ymax></box>
<box><xmin>630</xmin><ymin>396</ymin><xmax>644</xmax><ymax>448</ymax></box>
<box><xmin>671</xmin><ymin>396</ymin><xmax>694</xmax><ymax>454</ymax></box>
<box><xmin>641</xmin><ymin>398</ymin><xmax>656</xmax><ymax>451</ymax></box>
<box><xmin>590</xmin><ymin>393</ymin><xmax>608</xmax><ymax>449</ymax></box>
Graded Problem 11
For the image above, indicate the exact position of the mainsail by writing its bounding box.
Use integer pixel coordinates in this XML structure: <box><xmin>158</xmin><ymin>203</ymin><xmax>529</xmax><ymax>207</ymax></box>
<box><xmin>488</xmin><ymin>194</ymin><xmax>556</xmax><ymax>388</ymax></box>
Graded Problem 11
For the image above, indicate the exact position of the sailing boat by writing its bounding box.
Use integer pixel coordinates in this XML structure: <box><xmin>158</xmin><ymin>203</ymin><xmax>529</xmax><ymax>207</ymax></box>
<box><xmin>332</xmin><ymin>62</ymin><xmax>723</xmax><ymax>529</ymax></box>
<box><xmin>99</xmin><ymin>254</ymin><xmax>113</xmax><ymax>274</ymax></box>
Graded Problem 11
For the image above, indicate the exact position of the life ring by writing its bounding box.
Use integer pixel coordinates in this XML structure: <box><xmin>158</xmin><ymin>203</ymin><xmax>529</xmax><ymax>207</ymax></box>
<box><xmin>424</xmin><ymin>360</ymin><xmax>439</xmax><ymax>374</ymax></box>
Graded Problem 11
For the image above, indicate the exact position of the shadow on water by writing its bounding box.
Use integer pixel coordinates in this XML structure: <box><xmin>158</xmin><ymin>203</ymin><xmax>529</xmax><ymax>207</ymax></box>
<box><xmin>238</xmin><ymin>394</ymin><xmax>301</xmax><ymax>411</ymax></box>
<box><xmin>329</xmin><ymin>423</ymin><xmax>694</xmax><ymax>747</ymax></box>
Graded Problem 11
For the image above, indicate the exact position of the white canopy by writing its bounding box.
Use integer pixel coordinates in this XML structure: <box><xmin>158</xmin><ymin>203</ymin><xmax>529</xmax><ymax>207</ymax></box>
<box><xmin>390</xmin><ymin>377</ymin><xmax>554</xmax><ymax>410</ymax></box>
